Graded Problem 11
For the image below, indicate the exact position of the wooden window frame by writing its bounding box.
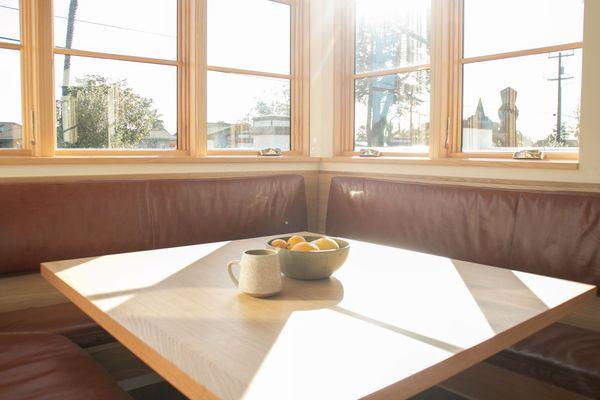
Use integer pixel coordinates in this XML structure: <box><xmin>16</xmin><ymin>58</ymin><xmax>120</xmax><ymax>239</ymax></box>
<box><xmin>333</xmin><ymin>0</ymin><xmax>582</xmax><ymax>165</ymax></box>
<box><xmin>0</xmin><ymin>0</ymin><xmax>308</xmax><ymax>161</ymax></box>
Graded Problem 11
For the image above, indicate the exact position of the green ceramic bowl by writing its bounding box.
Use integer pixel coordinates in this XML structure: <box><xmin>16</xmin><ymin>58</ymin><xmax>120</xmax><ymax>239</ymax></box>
<box><xmin>267</xmin><ymin>235</ymin><xmax>350</xmax><ymax>280</ymax></box>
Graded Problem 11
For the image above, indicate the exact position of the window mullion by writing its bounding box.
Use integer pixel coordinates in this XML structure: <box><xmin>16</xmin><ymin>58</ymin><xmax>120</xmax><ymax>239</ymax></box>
<box><xmin>31</xmin><ymin>0</ymin><xmax>56</xmax><ymax>157</ymax></box>
<box><xmin>196</xmin><ymin>0</ymin><xmax>208</xmax><ymax>156</ymax></box>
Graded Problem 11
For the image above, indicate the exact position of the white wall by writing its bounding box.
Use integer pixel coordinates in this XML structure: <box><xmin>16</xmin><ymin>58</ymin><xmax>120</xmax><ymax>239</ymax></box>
<box><xmin>311</xmin><ymin>0</ymin><xmax>600</xmax><ymax>184</ymax></box>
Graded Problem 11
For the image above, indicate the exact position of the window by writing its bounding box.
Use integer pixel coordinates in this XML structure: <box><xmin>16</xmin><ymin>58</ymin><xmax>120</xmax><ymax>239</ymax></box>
<box><xmin>335</xmin><ymin>0</ymin><xmax>585</xmax><ymax>162</ymax></box>
<box><xmin>460</xmin><ymin>0</ymin><xmax>584</xmax><ymax>154</ymax></box>
<box><xmin>0</xmin><ymin>0</ymin><xmax>24</xmax><ymax>150</ymax></box>
<box><xmin>0</xmin><ymin>0</ymin><xmax>307</xmax><ymax>160</ymax></box>
<box><xmin>206</xmin><ymin>0</ymin><xmax>293</xmax><ymax>152</ymax></box>
<box><xmin>353</xmin><ymin>0</ymin><xmax>431</xmax><ymax>154</ymax></box>
<box><xmin>53</xmin><ymin>0</ymin><xmax>179</xmax><ymax>151</ymax></box>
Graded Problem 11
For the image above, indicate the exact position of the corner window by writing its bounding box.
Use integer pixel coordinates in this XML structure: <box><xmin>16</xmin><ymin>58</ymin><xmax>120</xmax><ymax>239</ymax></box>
<box><xmin>353</xmin><ymin>0</ymin><xmax>431</xmax><ymax>153</ymax></box>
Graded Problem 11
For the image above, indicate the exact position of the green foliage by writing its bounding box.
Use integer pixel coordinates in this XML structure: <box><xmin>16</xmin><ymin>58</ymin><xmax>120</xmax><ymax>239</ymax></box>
<box><xmin>248</xmin><ymin>86</ymin><xmax>291</xmax><ymax>121</ymax></box>
<box><xmin>56</xmin><ymin>75</ymin><xmax>161</xmax><ymax>149</ymax></box>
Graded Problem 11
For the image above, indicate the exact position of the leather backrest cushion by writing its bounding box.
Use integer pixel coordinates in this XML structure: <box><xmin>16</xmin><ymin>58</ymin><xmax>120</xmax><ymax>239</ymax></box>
<box><xmin>326</xmin><ymin>177</ymin><xmax>518</xmax><ymax>268</ymax></box>
<box><xmin>0</xmin><ymin>175</ymin><xmax>307</xmax><ymax>276</ymax></box>
<box><xmin>326</xmin><ymin>176</ymin><xmax>600</xmax><ymax>287</ymax></box>
<box><xmin>509</xmin><ymin>191</ymin><xmax>600</xmax><ymax>287</ymax></box>
<box><xmin>148</xmin><ymin>175</ymin><xmax>308</xmax><ymax>249</ymax></box>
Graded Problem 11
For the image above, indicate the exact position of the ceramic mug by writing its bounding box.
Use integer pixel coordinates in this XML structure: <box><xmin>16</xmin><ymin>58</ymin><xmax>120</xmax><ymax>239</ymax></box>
<box><xmin>227</xmin><ymin>249</ymin><xmax>282</xmax><ymax>297</ymax></box>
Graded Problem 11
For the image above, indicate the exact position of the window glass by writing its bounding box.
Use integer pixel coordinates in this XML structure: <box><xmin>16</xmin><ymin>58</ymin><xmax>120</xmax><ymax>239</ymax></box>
<box><xmin>355</xmin><ymin>0</ymin><xmax>431</xmax><ymax>74</ymax></box>
<box><xmin>0</xmin><ymin>48</ymin><xmax>22</xmax><ymax>149</ymax></box>
<box><xmin>208</xmin><ymin>0</ymin><xmax>290</xmax><ymax>74</ymax></box>
<box><xmin>55</xmin><ymin>55</ymin><xmax>177</xmax><ymax>149</ymax></box>
<box><xmin>207</xmin><ymin>71</ymin><xmax>290</xmax><ymax>151</ymax></box>
<box><xmin>462</xmin><ymin>50</ymin><xmax>582</xmax><ymax>152</ymax></box>
<box><xmin>53</xmin><ymin>0</ymin><xmax>177</xmax><ymax>60</ymax></box>
<box><xmin>355</xmin><ymin>70</ymin><xmax>430</xmax><ymax>151</ymax></box>
<box><xmin>464</xmin><ymin>0</ymin><xmax>584</xmax><ymax>57</ymax></box>
<box><xmin>0</xmin><ymin>0</ymin><xmax>19</xmax><ymax>44</ymax></box>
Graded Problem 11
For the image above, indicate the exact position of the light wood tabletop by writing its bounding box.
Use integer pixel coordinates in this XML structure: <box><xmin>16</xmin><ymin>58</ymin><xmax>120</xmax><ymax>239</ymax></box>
<box><xmin>41</xmin><ymin>233</ymin><xmax>596</xmax><ymax>400</ymax></box>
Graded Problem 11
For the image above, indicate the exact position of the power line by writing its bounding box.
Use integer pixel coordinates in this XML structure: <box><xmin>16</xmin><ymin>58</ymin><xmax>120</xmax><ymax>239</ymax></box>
<box><xmin>0</xmin><ymin>5</ymin><xmax>175</xmax><ymax>39</ymax></box>
<box><xmin>0</xmin><ymin>36</ymin><xmax>19</xmax><ymax>43</ymax></box>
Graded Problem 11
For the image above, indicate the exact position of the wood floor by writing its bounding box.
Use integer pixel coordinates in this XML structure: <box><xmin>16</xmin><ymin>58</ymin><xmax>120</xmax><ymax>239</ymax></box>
<box><xmin>86</xmin><ymin>341</ymin><xmax>592</xmax><ymax>400</ymax></box>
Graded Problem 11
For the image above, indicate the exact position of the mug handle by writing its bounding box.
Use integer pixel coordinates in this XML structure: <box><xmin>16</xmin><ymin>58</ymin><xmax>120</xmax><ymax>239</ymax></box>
<box><xmin>227</xmin><ymin>260</ymin><xmax>241</xmax><ymax>287</ymax></box>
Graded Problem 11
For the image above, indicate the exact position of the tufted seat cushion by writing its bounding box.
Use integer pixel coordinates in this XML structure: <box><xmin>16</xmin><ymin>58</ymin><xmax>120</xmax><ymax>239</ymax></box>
<box><xmin>0</xmin><ymin>333</ymin><xmax>131</xmax><ymax>400</ymax></box>
<box><xmin>488</xmin><ymin>323</ymin><xmax>600</xmax><ymax>398</ymax></box>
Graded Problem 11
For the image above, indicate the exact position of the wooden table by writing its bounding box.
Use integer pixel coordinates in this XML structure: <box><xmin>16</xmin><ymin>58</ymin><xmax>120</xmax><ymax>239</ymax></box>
<box><xmin>42</xmin><ymin>233</ymin><xmax>596</xmax><ymax>400</ymax></box>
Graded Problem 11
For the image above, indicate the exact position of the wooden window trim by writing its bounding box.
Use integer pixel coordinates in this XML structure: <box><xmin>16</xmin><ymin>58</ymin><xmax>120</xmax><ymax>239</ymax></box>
<box><xmin>0</xmin><ymin>0</ymin><xmax>308</xmax><ymax>162</ymax></box>
<box><xmin>333</xmin><ymin>0</ymin><xmax>582</xmax><ymax>167</ymax></box>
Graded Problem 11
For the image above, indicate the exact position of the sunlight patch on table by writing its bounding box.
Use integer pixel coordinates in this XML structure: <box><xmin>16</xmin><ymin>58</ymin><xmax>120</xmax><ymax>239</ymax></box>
<box><xmin>244</xmin><ymin>308</ymin><xmax>453</xmax><ymax>400</ymax></box>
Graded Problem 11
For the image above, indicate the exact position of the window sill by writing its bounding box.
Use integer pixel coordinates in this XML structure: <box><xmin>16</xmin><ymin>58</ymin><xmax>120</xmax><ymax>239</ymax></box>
<box><xmin>0</xmin><ymin>155</ymin><xmax>321</xmax><ymax>165</ymax></box>
<box><xmin>322</xmin><ymin>156</ymin><xmax>579</xmax><ymax>170</ymax></box>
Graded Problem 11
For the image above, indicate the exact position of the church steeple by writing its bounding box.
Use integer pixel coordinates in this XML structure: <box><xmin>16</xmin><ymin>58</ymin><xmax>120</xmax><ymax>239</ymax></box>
<box><xmin>476</xmin><ymin>98</ymin><xmax>486</xmax><ymax>118</ymax></box>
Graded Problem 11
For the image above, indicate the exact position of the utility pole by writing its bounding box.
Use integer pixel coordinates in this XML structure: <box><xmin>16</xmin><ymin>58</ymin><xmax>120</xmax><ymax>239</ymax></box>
<box><xmin>548</xmin><ymin>51</ymin><xmax>574</xmax><ymax>145</ymax></box>
<box><xmin>62</xmin><ymin>0</ymin><xmax>79</xmax><ymax>144</ymax></box>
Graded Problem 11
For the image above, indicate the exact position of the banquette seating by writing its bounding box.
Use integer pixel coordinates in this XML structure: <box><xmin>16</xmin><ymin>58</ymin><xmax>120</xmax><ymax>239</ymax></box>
<box><xmin>0</xmin><ymin>174</ymin><xmax>308</xmax><ymax>399</ymax></box>
<box><xmin>326</xmin><ymin>176</ymin><xmax>600</xmax><ymax>398</ymax></box>
<box><xmin>2</xmin><ymin>173</ymin><xmax>599</xmax><ymax>398</ymax></box>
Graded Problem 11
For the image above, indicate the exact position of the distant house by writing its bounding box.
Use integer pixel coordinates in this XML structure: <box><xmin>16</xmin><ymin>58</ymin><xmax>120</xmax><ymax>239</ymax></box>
<box><xmin>251</xmin><ymin>115</ymin><xmax>290</xmax><ymax>150</ymax></box>
<box><xmin>207</xmin><ymin>116</ymin><xmax>290</xmax><ymax>150</ymax></box>
<box><xmin>207</xmin><ymin>122</ymin><xmax>250</xmax><ymax>149</ymax></box>
<box><xmin>0</xmin><ymin>122</ymin><xmax>22</xmax><ymax>149</ymax></box>
<box><xmin>138</xmin><ymin>127</ymin><xmax>177</xmax><ymax>149</ymax></box>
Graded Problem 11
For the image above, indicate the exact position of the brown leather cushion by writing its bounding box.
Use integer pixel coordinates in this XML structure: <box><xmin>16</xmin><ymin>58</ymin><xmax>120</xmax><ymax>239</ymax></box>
<box><xmin>0</xmin><ymin>333</ymin><xmax>131</xmax><ymax>400</ymax></box>
<box><xmin>0</xmin><ymin>175</ymin><xmax>307</xmax><ymax>276</ymax></box>
<box><xmin>326</xmin><ymin>177</ymin><xmax>600</xmax><ymax>288</ymax></box>
<box><xmin>0</xmin><ymin>302</ymin><xmax>112</xmax><ymax>348</ymax></box>
<box><xmin>488</xmin><ymin>323</ymin><xmax>600</xmax><ymax>398</ymax></box>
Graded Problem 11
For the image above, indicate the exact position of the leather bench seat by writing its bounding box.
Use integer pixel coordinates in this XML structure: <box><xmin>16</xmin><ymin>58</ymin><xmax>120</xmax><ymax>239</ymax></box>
<box><xmin>0</xmin><ymin>333</ymin><xmax>131</xmax><ymax>400</ymax></box>
<box><xmin>488</xmin><ymin>323</ymin><xmax>600</xmax><ymax>398</ymax></box>
<box><xmin>0</xmin><ymin>303</ymin><xmax>112</xmax><ymax>348</ymax></box>
<box><xmin>325</xmin><ymin>176</ymin><xmax>600</xmax><ymax>396</ymax></box>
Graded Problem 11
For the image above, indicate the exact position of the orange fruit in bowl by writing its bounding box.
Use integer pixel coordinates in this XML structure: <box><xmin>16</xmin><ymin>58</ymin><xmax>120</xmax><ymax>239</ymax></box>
<box><xmin>312</xmin><ymin>237</ymin><xmax>340</xmax><ymax>251</ymax></box>
<box><xmin>287</xmin><ymin>235</ymin><xmax>306</xmax><ymax>249</ymax></box>
<box><xmin>271</xmin><ymin>239</ymin><xmax>288</xmax><ymax>249</ymax></box>
<box><xmin>290</xmin><ymin>242</ymin><xmax>320</xmax><ymax>252</ymax></box>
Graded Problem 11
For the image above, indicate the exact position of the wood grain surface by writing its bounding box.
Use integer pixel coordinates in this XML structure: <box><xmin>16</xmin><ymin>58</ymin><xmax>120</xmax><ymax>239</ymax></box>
<box><xmin>42</xmin><ymin>233</ymin><xmax>596</xmax><ymax>400</ymax></box>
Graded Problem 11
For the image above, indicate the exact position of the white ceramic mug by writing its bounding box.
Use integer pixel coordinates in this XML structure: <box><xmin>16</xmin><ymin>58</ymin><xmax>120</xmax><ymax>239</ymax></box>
<box><xmin>227</xmin><ymin>249</ymin><xmax>282</xmax><ymax>297</ymax></box>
